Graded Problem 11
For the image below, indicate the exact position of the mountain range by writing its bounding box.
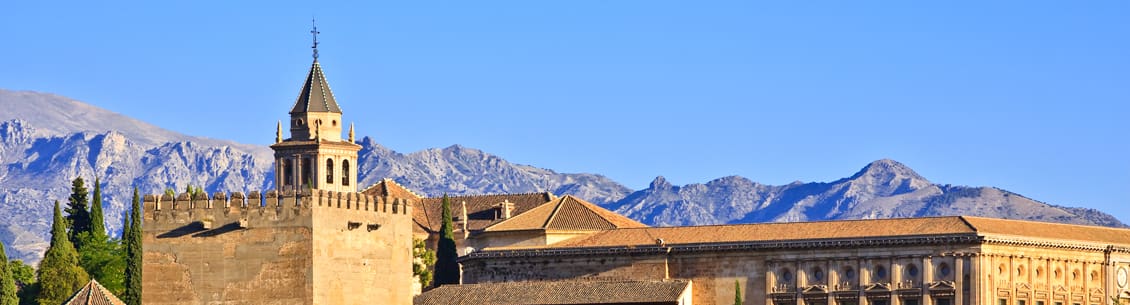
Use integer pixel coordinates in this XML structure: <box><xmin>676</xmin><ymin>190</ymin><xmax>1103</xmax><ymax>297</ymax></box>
<box><xmin>0</xmin><ymin>89</ymin><xmax>1122</xmax><ymax>263</ymax></box>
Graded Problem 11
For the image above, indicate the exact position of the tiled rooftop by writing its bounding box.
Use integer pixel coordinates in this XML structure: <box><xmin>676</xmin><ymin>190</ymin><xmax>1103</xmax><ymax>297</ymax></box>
<box><xmin>414</xmin><ymin>279</ymin><xmax>690</xmax><ymax>305</ymax></box>
<box><xmin>484</xmin><ymin>195</ymin><xmax>647</xmax><ymax>232</ymax></box>
<box><xmin>63</xmin><ymin>280</ymin><xmax>125</xmax><ymax>305</ymax></box>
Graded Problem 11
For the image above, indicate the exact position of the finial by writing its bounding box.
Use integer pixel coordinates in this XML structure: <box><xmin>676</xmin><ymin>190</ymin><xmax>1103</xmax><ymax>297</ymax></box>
<box><xmin>348</xmin><ymin>122</ymin><xmax>355</xmax><ymax>143</ymax></box>
<box><xmin>310</xmin><ymin>18</ymin><xmax>320</xmax><ymax>60</ymax></box>
<box><xmin>276</xmin><ymin>121</ymin><xmax>282</xmax><ymax>143</ymax></box>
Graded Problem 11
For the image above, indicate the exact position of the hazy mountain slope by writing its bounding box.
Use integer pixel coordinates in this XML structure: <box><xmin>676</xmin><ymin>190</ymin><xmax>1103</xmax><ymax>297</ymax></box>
<box><xmin>609</xmin><ymin>159</ymin><xmax>1123</xmax><ymax>228</ymax></box>
<box><xmin>355</xmin><ymin>138</ymin><xmax>632</xmax><ymax>205</ymax></box>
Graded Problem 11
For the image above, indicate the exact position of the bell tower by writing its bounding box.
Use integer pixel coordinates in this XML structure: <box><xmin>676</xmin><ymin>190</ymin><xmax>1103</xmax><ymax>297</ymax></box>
<box><xmin>270</xmin><ymin>20</ymin><xmax>361</xmax><ymax>193</ymax></box>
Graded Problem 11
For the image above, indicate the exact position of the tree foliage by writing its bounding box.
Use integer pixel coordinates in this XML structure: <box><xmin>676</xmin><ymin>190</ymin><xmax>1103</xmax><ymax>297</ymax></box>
<box><xmin>412</xmin><ymin>239</ymin><xmax>436</xmax><ymax>289</ymax></box>
<box><xmin>77</xmin><ymin>233</ymin><xmax>125</xmax><ymax>296</ymax></box>
<box><xmin>122</xmin><ymin>188</ymin><xmax>142</xmax><ymax>305</ymax></box>
<box><xmin>1</xmin><ymin>242</ymin><xmax>18</xmax><ymax>305</ymax></box>
<box><xmin>36</xmin><ymin>201</ymin><xmax>89</xmax><ymax>305</ymax></box>
<box><xmin>89</xmin><ymin>178</ymin><xmax>106</xmax><ymax>240</ymax></box>
<box><xmin>64</xmin><ymin>178</ymin><xmax>92</xmax><ymax>250</ymax></box>
<box><xmin>734</xmin><ymin>280</ymin><xmax>742</xmax><ymax>305</ymax></box>
<box><xmin>434</xmin><ymin>194</ymin><xmax>460</xmax><ymax>286</ymax></box>
<box><xmin>5</xmin><ymin>261</ymin><xmax>34</xmax><ymax>305</ymax></box>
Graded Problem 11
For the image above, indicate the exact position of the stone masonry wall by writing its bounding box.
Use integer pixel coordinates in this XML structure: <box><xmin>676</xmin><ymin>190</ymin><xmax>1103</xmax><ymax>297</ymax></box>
<box><xmin>142</xmin><ymin>190</ymin><xmax>414</xmax><ymax>305</ymax></box>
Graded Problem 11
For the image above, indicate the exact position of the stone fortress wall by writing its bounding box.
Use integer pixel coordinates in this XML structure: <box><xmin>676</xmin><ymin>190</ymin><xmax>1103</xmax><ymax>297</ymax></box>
<box><xmin>141</xmin><ymin>189</ymin><xmax>415</xmax><ymax>305</ymax></box>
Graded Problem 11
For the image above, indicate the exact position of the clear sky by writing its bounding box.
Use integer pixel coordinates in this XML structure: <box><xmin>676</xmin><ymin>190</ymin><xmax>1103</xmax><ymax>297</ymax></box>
<box><xmin>2</xmin><ymin>1</ymin><xmax>1128</xmax><ymax>220</ymax></box>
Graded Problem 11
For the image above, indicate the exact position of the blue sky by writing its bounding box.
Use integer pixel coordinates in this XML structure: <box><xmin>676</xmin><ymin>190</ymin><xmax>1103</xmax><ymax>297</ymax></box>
<box><xmin>2</xmin><ymin>1</ymin><xmax>1128</xmax><ymax>220</ymax></box>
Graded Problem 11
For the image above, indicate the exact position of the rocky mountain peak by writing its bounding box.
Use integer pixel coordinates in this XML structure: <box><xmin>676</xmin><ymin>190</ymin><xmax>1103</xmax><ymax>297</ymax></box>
<box><xmin>649</xmin><ymin>176</ymin><xmax>673</xmax><ymax>190</ymax></box>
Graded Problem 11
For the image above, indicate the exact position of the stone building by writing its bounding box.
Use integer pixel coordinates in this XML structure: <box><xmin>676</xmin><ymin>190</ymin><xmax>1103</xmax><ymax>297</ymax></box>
<box><xmin>141</xmin><ymin>43</ymin><xmax>417</xmax><ymax>305</ymax></box>
<box><xmin>461</xmin><ymin>216</ymin><xmax>1130</xmax><ymax>305</ymax></box>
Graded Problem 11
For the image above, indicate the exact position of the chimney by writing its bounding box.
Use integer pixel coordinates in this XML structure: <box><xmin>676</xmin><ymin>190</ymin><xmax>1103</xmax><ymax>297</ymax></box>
<box><xmin>500</xmin><ymin>199</ymin><xmax>514</xmax><ymax>220</ymax></box>
<box><xmin>460</xmin><ymin>201</ymin><xmax>468</xmax><ymax>238</ymax></box>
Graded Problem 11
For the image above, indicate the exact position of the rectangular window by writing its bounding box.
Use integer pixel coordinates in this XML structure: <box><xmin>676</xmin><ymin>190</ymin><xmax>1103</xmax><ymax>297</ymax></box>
<box><xmin>1000</xmin><ymin>299</ymin><xmax>1009</xmax><ymax>305</ymax></box>
<box><xmin>872</xmin><ymin>300</ymin><xmax>889</xmax><ymax>305</ymax></box>
<box><xmin>936</xmin><ymin>298</ymin><xmax>952</xmax><ymax>305</ymax></box>
<box><xmin>1019</xmin><ymin>300</ymin><xmax>1027</xmax><ymax>305</ymax></box>
<box><xmin>1037</xmin><ymin>301</ymin><xmax>1045</xmax><ymax>305</ymax></box>
<box><xmin>903</xmin><ymin>299</ymin><xmax>919</xmax><ymax>305</ymax></box>
<box><xmin>1054</xmin><ymin>302</ymin><xmax>1063</xmax><ymax>305</ymax></box>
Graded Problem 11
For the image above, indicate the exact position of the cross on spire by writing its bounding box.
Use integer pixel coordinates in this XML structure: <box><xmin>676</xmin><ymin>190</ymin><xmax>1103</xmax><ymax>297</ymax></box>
<box><xmin>311</xmin><ymin>18</ymin><xmax>320</xmax><ymax>60</ymax></box>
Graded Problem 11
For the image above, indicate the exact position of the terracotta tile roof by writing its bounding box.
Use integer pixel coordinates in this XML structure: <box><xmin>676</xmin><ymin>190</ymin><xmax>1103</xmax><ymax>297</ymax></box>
<box><xmin>961</xmin><ymin>216</ymin><xmax>1130</xmax><ymax>245</ymax></box>
<box><xmin>542</xmin><ymin>216</ymin><xmax>978</xmax><ymax>249</ymax></box>
<box><xmin>361</xmin><ymin>178</ymin><xmax>424</xmax><ymax>199</ymax></box>
<box><xmin>413</xmin><ymin>192</ymin><xmax>558</xmax><ymax>233</ymax></box>
<box><xmin>63</xmin><ymin>280</ymin><xmax>125</xmax><ymax>305</ymax></box>
<box><xmin>291</xmin><ymin>60</ymin><xmax>341</xmax><ymax>114</ymax></box>
<box><xmin>484</xmin><ymin>195</ymin><xmax>648</xmax><ymax>232</ymax></box>
<box><xmin>414</xmin><ymin>279</ymin><xmax>690</xmax><ymax>305</ymax></box>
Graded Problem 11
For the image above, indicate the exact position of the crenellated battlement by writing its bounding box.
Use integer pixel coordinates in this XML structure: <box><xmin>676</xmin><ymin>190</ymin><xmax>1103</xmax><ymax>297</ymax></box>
<box><xmin>143</xmin><ymin>189</ymin><xmax>413</xmax><ymax>227</ymax></box>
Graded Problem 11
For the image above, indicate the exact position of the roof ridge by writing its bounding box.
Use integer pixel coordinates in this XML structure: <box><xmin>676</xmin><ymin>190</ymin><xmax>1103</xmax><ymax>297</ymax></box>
<box><xmin>543</xmin><ymin>197</ymin><xmax>567</xmax><ymax>228</ymax></box>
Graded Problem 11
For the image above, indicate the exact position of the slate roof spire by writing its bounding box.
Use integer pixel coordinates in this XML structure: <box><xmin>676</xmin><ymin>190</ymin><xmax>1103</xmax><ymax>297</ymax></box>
<box><xmin>290</xmin><ymin>19</ymin><xmax>342</xmax><ymax>114</ymax></box>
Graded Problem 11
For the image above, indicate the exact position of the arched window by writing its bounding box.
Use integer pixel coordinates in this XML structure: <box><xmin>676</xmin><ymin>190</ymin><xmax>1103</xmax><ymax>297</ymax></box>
<box><xmin>342</xmin><ymin>159</ymin><xmax>350</xmax><ymax>186</ymax></box>
<box><xmin>326</xmin><ymin>159</ymin><xmax>334</xmax><ymax>184</ymax></box>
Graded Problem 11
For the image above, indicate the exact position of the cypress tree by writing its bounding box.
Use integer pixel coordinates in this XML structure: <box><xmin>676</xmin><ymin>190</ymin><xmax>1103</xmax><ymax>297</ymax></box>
<box><xmin>433</xmin><ymin>194</ymin><xmax>460</xmax><ymax>286</ymax></box>
<box><xmin>36</xmin><ymin>201</ymin><xmax>89</xmax><ymax>305</ymax></box>
<box><xmin>64</xmin><ymin>177</ymin><xmax>91</xmax><ymax>249</ymax></box>
<box><xmin>0</xmin><ymin>242</ymin><xmax>18</xmax><ymax>305</ymax></box>
<box><xmin>122</xmin><ymin>188</ymin><xmax>142</xmax><ymax>305</ymax></box>
<box><xmin>734</xmin><ymin>280</ymin><xmax>742</xmax><ymax>305</ymax></box>
<box><xmin>89</xmin><ymin>177</ymin><xmax>106</xmax><ymax>240</ymax></box>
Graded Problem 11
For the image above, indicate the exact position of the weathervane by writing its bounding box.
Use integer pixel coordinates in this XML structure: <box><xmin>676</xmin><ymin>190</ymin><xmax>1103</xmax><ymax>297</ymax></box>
<box><xmin>311</xmin><ymin>18</ymin><xmax>320</xmax><ymax>60</ymax></box>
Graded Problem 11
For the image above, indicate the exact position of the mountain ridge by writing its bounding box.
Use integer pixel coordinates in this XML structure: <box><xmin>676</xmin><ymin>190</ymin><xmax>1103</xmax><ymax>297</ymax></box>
<box><xmin>0</xmin><ymin>89</ymin><xmax>1123</xmax><ymax>264</ymax></box>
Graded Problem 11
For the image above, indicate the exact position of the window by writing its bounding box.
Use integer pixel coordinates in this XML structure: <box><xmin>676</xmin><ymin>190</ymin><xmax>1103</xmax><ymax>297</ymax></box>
<box><xmin>936</xmin><ymin>298</ymin><xmax>952</xmax><ymax>305</ymax></box>
<box><xmin>999</xmin><ymin>299</ymin><xmax>1008</xmax><ymax>305</ymax></box>
<box><xmin>903</xmin><ymin>298</ymin><xmax>920</xmax><ymax>305</ymax></box>
<box><xmin>1019</xmin><ymin>300</ymin><xmax>1027</xmax><ymax>305</ymax></box>
<box><xmin>907</xmin><ymin>264</ymin><xmax>920</xmax><ymax>277</ymax></box>
<box><xmin>843</xmin><ymin>267</ymin><xmax>856</xmax><ymax>280</ymax></box>
<box><xmin>342</xmin><ymin>159</ymin><xmax>350</xmax><ymax>186</ymax></box>
<box><xmin>871</xmin><ymin>300</ymin><xmax>889</xmax><ymax>305</ymax></box>
<box><xmin>812</xmin><ymin>267</ymin><xmax>825</xmax><ymax>281</ymax></box>
<box><xmin>302</xmin><ymin>157</ymin><xmax>312</xmax><ymax>186</ymax></box>
<box><xmin>1037</xmin><ymin>301</ymin><xmax>1045</xmax><ymax>305</ymax></box>
<box><xmin>283</xmin><ymin>159</ymin><xmax>293</xmax><ymax>186</ymax></box>
<box><xmin>938</xmin><ymin>263</ymin><xmax>952</xmax><ymax>278</ymax></box>
<box><xmin>876</xmin><ymin>266</ymin><xmax>888</xmax><ymax>280</ymax></box>
<box><xmin>326</xmin><ymin>159</ymin><xmax>334</xmax><ymax>184</ymax></box>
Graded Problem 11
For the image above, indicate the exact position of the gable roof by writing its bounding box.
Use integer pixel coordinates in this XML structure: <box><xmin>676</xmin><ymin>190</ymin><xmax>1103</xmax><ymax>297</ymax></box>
<box><xmin>290</xmin><ymin>60</ymin><xmax>342</xmax><ymax>114</ymax></box>
<box><xmin>484</xmin><ymin>195</ymin><xmax>647</xmax><ymax>232</ymax></box>
<box><xmin>63</xmin><ymin>280</ymin><xmax>125</xmax><ymax>305</ymax></box>
<box><xmin>414</xmin><ymin>280</ymin><xmax>690</xmax><ymax>305</ymax></box>
<box><xmin>361</xmin><ymin>178</ymin><xmax>424</xmax><ymax>199</ymax></box>
<box><xmin>414</xmin><ymin>192</ymin><xmax>558</xmax><ymax>233</ymax></box>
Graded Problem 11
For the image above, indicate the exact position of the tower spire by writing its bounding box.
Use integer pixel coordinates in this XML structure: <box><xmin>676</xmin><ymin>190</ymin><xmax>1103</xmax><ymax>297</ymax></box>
<box><xmin>311</xmin><ymin>18</ymin><xmax>320</xmax><ymax>60</ymax></box>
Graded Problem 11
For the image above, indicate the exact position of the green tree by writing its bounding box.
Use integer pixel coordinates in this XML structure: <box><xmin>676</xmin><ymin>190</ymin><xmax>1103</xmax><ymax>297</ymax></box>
<box><xmin>5</xmin><ymin>261</ymin><xmax>34</xmax><ymax>305</ymax></box>
<box><xmin>89</xmin><ymin>178</ymin><xmax>106</xmax><ymax>240</ymax></box>
<box><xmin>412</xmin><ymin>239</ymin><xmax>436</xmax><ymax>289</ymax></box>
<box><xmin>37</xmin><ymin>201</ymin><xmax>89</xmax><ymax>305</ymax></box>
<box><xmin>64</xmin><ymin>177</ymin><xmax>92</xmax><ymax>249</ymax></box>
<box><xmin>734</xmin><ymin>280</ymin><xmax>742</xmax><ymax>305</ymax></box>
<box><xmin>1</xmin><ymin>242</ymin><xmax>18</xmax><ymax>305</ymax></box>
<box><xmin>77</xmin><ymin>233</ymin><xmax>125</xmax><ymax>296</ymax></box>
<box><xmin>122</xmin><ymin>188</ymin><xmax>142</xmax><ymax>305</ymax></box>
<box><xmin>433</xmin><ymin>194</ymin><xmax>459</xmax><ymax>286</ymax></box>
